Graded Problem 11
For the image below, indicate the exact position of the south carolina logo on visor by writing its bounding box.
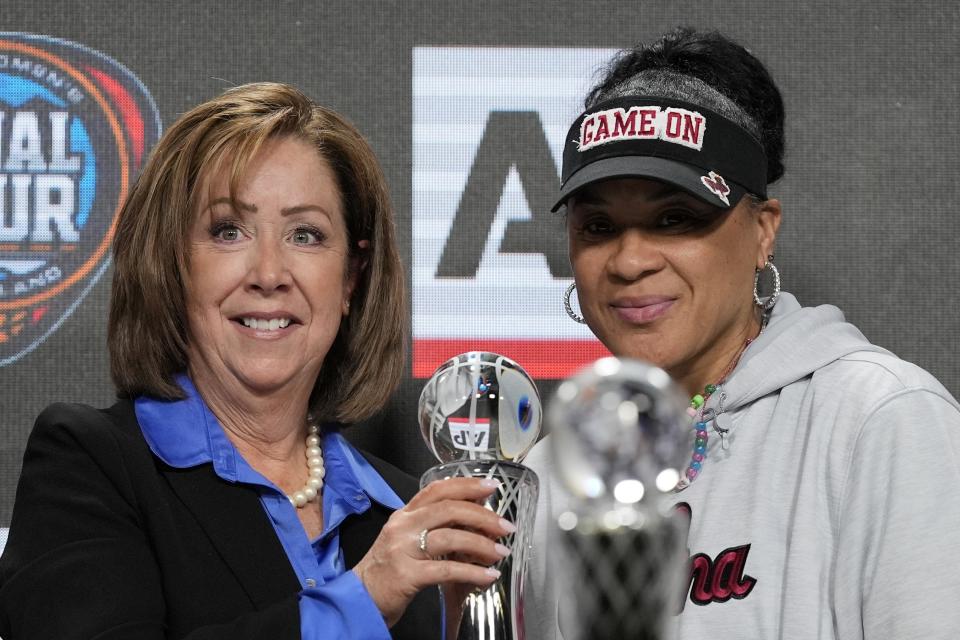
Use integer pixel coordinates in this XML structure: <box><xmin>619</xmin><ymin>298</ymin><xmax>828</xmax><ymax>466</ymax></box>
<box><xmin>700</xmin><ymin>171</ymin><xmax>731</xmax><ymax>206</ymax></box>
<box><xmin>0</xmin><ymin>34</ymin><xmax>161</xmax><ymax>365</ymax></box>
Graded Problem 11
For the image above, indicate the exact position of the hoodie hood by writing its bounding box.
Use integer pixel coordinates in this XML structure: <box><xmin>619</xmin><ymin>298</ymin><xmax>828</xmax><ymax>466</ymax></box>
<box><xmin>719</xmin><ymin>292</ymin><xmax>891</xmax><ymax>412</ymax></box>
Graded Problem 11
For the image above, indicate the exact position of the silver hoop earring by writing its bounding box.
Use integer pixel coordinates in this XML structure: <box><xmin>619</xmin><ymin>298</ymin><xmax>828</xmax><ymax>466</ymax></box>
<box><xmin>753</xmin><ymin>261</ymin><xmax>781</xmax><ymax>312</ymax></box>
<box><xmin>563</xmin><ymin>282</ymin><xmax>586</xmax><ymax>324</ymax></box>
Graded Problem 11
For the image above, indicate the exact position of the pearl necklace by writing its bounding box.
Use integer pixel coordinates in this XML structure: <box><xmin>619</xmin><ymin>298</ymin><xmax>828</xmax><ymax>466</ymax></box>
<box><xmin>287</xmin><ymin>423</ymin><xmax>326</xmax><ymax>508</ymax></box>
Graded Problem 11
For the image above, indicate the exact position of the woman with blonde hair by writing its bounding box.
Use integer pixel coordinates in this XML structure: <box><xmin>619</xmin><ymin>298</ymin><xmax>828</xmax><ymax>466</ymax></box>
<box><xmin>0</xmin><ymin>82</ymin><xmax>512</xmax><ymax>639</ymax></box>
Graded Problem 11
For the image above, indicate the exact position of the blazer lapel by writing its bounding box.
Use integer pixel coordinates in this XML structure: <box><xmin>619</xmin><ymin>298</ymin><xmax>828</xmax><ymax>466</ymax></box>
<box><xmin>338</xmin><ymin>451</ymin><xmax>420</xmax><ymax>569</ymax></box>
<box><xmin>162</xmin><ymin>464</ymin><xmax>301</xmax><ymax>607</ymax></box>
<box><xmin>339</xmin><ymin>503</ymin><xmax>391</xmax><ymax>569</ymax></box>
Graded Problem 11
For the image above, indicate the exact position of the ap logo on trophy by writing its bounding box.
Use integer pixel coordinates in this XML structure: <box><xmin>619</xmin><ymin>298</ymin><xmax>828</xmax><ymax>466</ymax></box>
<box><xmin>0</xmin><ymin>34</ymin><xmax>161</xmax><ymax>365</ymax></box>
<box><xmin>411</xmin><ymin>47</ymin><xmax>617</xmax><ymax>378</ymax></box>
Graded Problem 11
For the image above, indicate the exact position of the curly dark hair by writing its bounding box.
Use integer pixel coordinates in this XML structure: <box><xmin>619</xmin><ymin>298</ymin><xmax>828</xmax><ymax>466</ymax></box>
<box><xmin>585</xmin><ymin>27</ymin><xmax>785</xmax><ymax>184</ymax></box>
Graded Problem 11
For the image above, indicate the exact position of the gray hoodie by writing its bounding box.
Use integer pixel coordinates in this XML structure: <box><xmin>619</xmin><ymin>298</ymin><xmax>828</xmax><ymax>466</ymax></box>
<box><xmin>524</xmin><ymin>292</ymin><xmax>960</xmax><ymax>639</ymax></box>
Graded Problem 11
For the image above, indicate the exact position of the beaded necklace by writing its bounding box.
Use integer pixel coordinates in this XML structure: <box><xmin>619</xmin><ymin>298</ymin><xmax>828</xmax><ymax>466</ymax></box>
<box><xmin>677</xmin><ymin>335</ymin><xmax>756</xmax><ymax>490</ymax></box>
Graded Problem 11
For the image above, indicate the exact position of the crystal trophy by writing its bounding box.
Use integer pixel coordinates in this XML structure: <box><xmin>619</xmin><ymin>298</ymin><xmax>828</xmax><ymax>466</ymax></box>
<box><xmin>547</xmin><ymin>357</ymin><xmax>691</xmax><ymax>640</ymax></box>
<box><xmin>419</xmin><ymin>351</ymin><xmax>541</xmax><ymax>640</ymax></box>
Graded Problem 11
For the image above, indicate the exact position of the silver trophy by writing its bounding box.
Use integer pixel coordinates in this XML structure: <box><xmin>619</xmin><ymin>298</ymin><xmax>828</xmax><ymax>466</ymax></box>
<box><xmin>419</xmin><ymin>351</ymin><xmax>541</xmax><ymax>640</ymax></box>
<box><xmin>548</xmin><ymin>357</ymin><xmax>691</xmax><ymax>640</ymax></box>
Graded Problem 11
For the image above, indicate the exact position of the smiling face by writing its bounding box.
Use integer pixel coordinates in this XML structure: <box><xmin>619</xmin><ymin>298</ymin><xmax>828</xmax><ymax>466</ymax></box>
<box><xmin>184</xmin><ymin>136</ymin><xmax>359</xmax><ymax>401</ymax></box>
<box><xmin>567</xmin><ymin>177</ymin><xmax>780</xmax><ymax>393</ymax></box>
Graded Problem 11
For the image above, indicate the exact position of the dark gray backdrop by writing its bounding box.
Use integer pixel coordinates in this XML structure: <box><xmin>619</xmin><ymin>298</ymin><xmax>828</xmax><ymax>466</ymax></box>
<box><xmin>2</xmin><ymin>0</ymin><xmax>958</xmax><ymax>530</ymax></box>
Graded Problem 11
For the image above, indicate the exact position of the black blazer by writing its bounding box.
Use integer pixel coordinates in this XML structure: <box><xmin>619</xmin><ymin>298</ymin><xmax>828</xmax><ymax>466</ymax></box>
<box><xmin>0</xmin><ymin>401</ymin><xmax>440</xmax><ymax>639</ymax></box>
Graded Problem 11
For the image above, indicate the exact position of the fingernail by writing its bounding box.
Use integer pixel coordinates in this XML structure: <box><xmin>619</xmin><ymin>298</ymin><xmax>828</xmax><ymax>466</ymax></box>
<box><xmin>499</xmin><ymin>518</ymin><xmax>517</xmax><ymax>533</ymax></box>
<box><xmin>494</xmin><ymin>543</ymin><xmax>511</xmax><ymax>558</ymax></box>
<box><xmin>480</xmin><ymin>479</ymin><xmax>500</xmax><ymax>489</ymax></box>
<box><xmin>485</xmin><ymin>567</ymin><xmax>501</xmax><ymax>579</ymax></box>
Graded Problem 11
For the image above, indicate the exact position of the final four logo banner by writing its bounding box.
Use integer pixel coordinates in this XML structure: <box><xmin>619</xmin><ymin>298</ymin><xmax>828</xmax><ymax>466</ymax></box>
<box><xmin>0</xmin><ymin>33</ymin><xmax>161</xmax><ymax>365</ymax></box>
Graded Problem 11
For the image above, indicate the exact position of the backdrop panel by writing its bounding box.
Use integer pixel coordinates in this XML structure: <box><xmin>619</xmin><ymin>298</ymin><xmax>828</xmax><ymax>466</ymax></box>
<box><xmin>1</xmin><ymin>2</ymin><xmax>957</xmax><ymax>545</ymax></box>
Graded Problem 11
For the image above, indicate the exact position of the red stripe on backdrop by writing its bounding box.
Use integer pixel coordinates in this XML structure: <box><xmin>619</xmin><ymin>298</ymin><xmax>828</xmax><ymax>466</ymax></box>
<box><xmin>413</xmin><ymin>339</ymin><xmax>612</xmax><ymax>379</ymax></box>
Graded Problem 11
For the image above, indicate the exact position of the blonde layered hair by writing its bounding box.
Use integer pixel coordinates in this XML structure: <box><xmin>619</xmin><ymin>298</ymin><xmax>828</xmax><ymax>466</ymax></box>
<box><xmin>109</xmin><ymin>82</ymin><xmax>405</xmax><ymax>423</ymax></box>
